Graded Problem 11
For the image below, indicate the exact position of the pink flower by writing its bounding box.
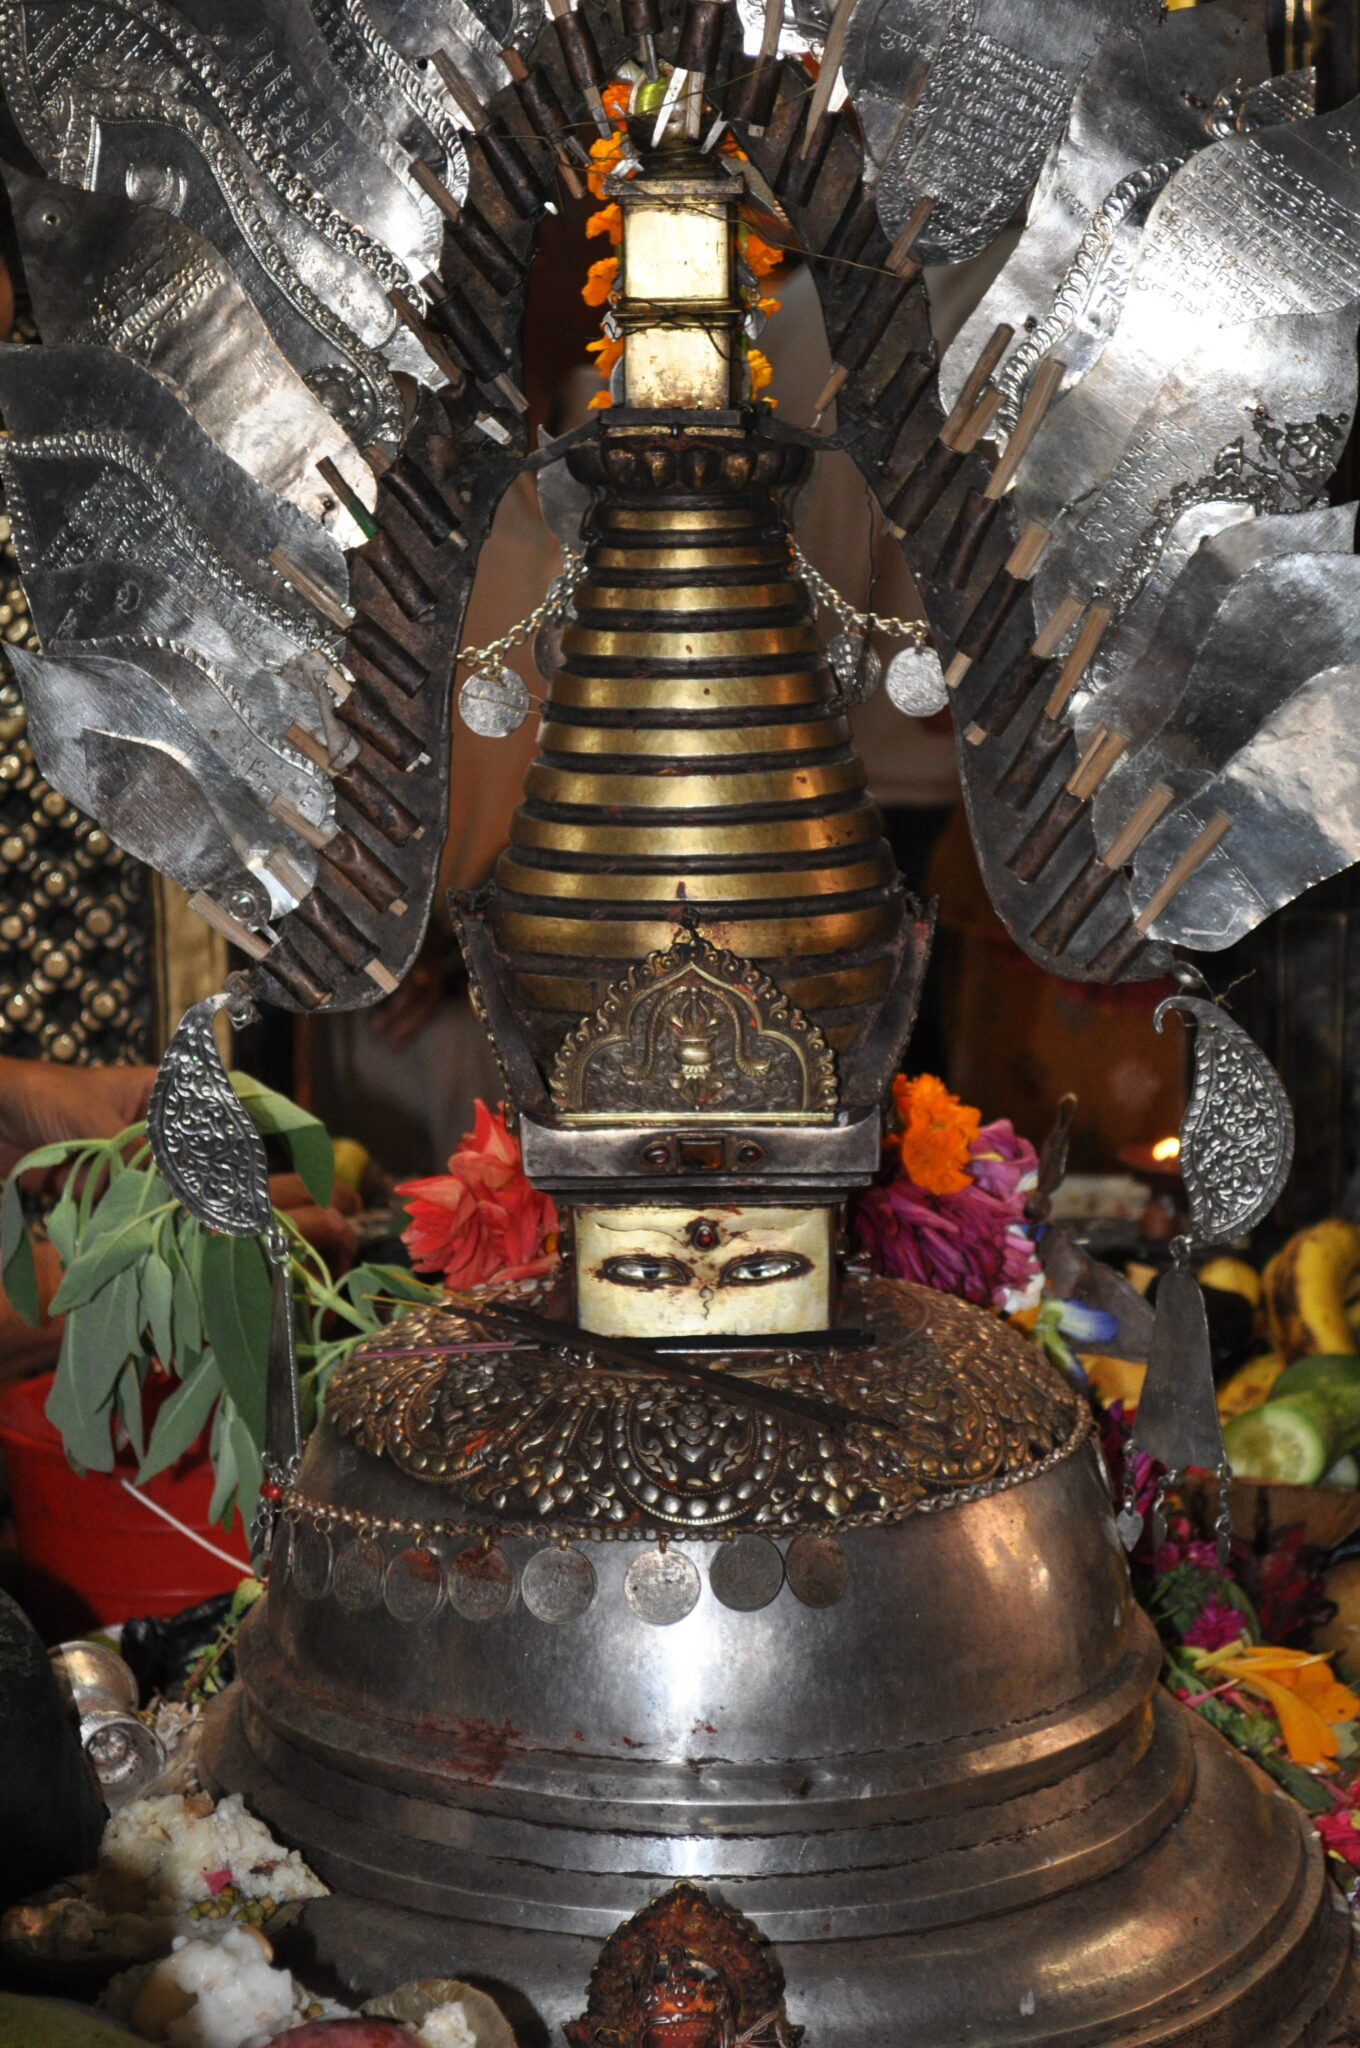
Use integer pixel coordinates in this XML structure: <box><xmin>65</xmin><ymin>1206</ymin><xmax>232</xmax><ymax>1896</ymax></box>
<box><xmin>1182</xmin><ymin>1596</ymin><xmax>1245</xmax><ymax>1651</ymax></box>
<box><xmin>966</xmin><ymin>1118</ymin><xmax>1038</xmax><ymax>1203</ymax></box>
<box><xmin>1315</xmin><ymin>1810</ymin><xmax>1360</xmax><ymax>1869</ymax></box>
<box><xmin>854</xmin><ymin>1167</ymin><xmax>1039</xmax><ymax>1310</ymax></box>
<box><xmin>397</xmin><ymin>1102</ymin><xmax>558</xmax><ymax>1292</ymax></box>
<box><xmin>1153</xmin><ymin>1535</ymin><xmax>1226</xmax><ymax>1579</ymax></box>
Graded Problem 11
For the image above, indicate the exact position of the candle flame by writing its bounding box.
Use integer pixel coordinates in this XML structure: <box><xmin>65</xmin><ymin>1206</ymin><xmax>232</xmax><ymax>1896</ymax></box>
<box><xmin>1151</xmin><ymin>1135</ymin><xmax>1181</xmax><ymax>1163</ymax></box>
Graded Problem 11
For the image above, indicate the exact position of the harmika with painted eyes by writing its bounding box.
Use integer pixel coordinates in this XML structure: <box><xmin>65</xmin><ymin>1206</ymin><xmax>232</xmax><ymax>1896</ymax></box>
<box><xmin>574</xmin><ymin>1205</ymin><xmax>833</xmax><ymax>1339</ymax></box>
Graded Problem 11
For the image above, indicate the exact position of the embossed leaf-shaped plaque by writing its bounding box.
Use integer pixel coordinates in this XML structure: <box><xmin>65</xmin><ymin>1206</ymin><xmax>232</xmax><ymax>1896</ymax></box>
<box><xmin>148</xmin><ymin>995</ymin><xmax>272</xmax><ymax>1237</ymax></box>
<box><xmin>1154</xmin><ymin>994</ymin><xmax>1294</xmax><ymax>1245</ymax></box>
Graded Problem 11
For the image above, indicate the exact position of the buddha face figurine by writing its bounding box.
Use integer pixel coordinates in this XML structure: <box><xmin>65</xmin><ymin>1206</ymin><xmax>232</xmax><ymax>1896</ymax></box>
<box><xmin>573</xmin><ymin>1203</ymin><xmax>833</xmax><ymax>1338</ymax></box>
<box><xmin>636</xmin><ymin>1946</ymin><xmax>737</xmax><ymax>2048</ymax></box>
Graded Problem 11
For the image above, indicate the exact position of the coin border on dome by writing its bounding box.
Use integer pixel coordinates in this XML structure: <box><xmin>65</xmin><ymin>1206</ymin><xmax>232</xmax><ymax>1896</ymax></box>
<box><xmin>331</xmin><ymin>1532</ymin><xmax>386</xmax><ymax>1612</ymax></box>
<box><xmin>623</xmin><ymin>1547</ymin><xmax>703</xmax><ymax>1626</ymax></box>
<box><xmin>709</xmin><ymin>1532</ymin><xmax>786</xmax><ymax>1612</ymax></box>
<box><xmin>520</xmin><ymin>1543</ymin><xmax>598</xmax><ymax>1624</ymax></box>
<box><xmin>290</xmin><ymin>1522</ymin><xmax>334</xmax><ymax>1602</ymax></box>
<box><xmin>785</xmin><ymin>1532</ymin><xmax>850</xmax><ymax>1608</ymax></box>
<box><xmin>446</xmin><ymin>1540</ymin><xmax>519</xmax><ymax>1622</ymax></box>
<box><xmin>383</xmin><ymin>1542</ymin><xmax>446</xmax><ymax>1624</ymax></box>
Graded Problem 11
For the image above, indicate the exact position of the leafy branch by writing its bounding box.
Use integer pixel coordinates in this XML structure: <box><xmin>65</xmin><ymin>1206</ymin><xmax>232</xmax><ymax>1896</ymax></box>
<box><xmin>0</xmin><ymin>1074</ymin><xmax>441</xmax><ymax>1535</ymax></box>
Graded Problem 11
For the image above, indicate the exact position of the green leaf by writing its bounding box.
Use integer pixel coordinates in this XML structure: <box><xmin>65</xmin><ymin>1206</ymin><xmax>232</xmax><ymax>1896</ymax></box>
<box><xmin>140</xmin><ymin>1228</ymin><xmax>176</xmax><ymax>1369</ymax></box>
<box><xmin>115</xmin><ymin>1364</ymin><xmax>146</xmax><ymax>1463</ymax></box>
<box><xmin>174</xmin><ymin>1217</ymin><xmax>205</xmax><ymax>1361</ymax></box>
<box><xmin>139</xmin><ymin>1357</ymin><xmax>221</xmax><ymax>1484</ymax></box>
<box><xmin>1</xmin><ymin>1170</ymin><xmax>38</xmax><ymax>1327</ymax></box>
<box><xmin>208</xmin><ymin>1396</ymin><xmax>239</xmax><ymax>1528</ymax></box>
<box><xmin>228</xmin><ymin>1406</ymin><xmax>263</xmax><ymax>1535</ymax></box>
<box><xmin>229</xmin><ymin>1071</ymin><xmax>333</xmax><ymax>1207</ymax></box>
<box><xmin>50</xmin><ymin>1167</ymin><xmax>172</xmax><ymax>1314</ymax></box>
<box><xmin>45</xmin><ymin>1316</ymin><xmax>114</xmax><ymax>1471</ymax></box>
<box><xmin>341</xmin><ymin>1263</ymin><xmax>442</xmax><ymax>1324</ymax></box>
<box><xmin>46</xmin><ymin>1183</ymin><xmax>78</xmax><ymax>1265</ymax></box>
<box><xmin>198</xmin><ymin>1232</ymin><xmax>271</xmax><ymax>1447</ymax></box>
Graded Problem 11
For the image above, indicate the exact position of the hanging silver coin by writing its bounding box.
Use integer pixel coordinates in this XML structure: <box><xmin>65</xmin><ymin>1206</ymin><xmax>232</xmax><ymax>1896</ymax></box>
<box><xmin>785</xmin><ymin>1532</ymin><xmax>849</xmax><ymax>1608</ymax></box>
<box><xmin>885</xmin><ymin>642</ymin><xmax>949</xmax><ymax>716</ymax></box>
<box><xmin>383</xmin><ymin>1544</ymin><xmax>445</xmax><ymax>1624</ymax></box>
<box><xmin>458</xmin><ymin>666</ymin><xmax>531</xmax><ymax>738</ymax></box>
<box><xmin>331</xmin><ymin>1534</ymin><xmax>385</xmax><ymax>1612</ymax></box>
<box><xmin>624</xmin><ymin>1548</ymin><xmax>701</xmax><ymax>1626</ymax></box>
<box><xmin>533</xmin><ymin>619</ymin><xmax>565</xmax><ymax>682</ymax></box>
<box><xmin>710</xmin><ymin>1533</ymin><xmax>785</xmax><ymax>1613</ymax></box>
<box><xmin>291</xmin><ymin>1523</ymin><xmax>333</xmax><ymax>1602</ymax></box>
<box><xmin>447</xmin><ymin>1542</ymin><xmax>517</xmax><ymax>1622</ymax></box>
<box><xmin>828</xmin><ymin>632</ymin><xmax>882</xmax><ymax>703</ymax></box>
<box><xmin>521</xmin><ymin>1544</ymin><xmax>597</xmax><ymax>1624</ymax></box>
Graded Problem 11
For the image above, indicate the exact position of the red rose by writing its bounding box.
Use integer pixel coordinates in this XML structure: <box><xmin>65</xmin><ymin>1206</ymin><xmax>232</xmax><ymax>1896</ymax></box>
<box><xmin>397</xmin><ymin>1102</ymin><xmax>558</xmax><ymax>1291</ymax></box>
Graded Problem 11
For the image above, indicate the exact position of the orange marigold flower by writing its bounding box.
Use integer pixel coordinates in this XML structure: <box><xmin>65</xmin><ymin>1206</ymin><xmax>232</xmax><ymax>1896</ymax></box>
<box><xmin>741</xmin><ymin>229</ymin><xmax>784</xmax><ymax>277</ymax></box>
<box><xmin>581</xmin><ymin>255</ymin><xmax>618</xmax><ymax>307</ymax></box>
<box><xmin>587</xmin><ymin>387</ymin><xmax>614</xmax><ymax>409</ymax></box>
<box><xmin>747</xmin><ymin>347</ymin><xmax>773</xmax><ymax>394</ymax></box>
<box><xmin>586</xmin><ymin>202</ymin><xmax>623</xmax><ymax>242</ymax></box>
<box><xmin>587</xmin><ymin>333</ymin><xmax>624</xmax><ymax>370</ymax></box>
<box><xmin>603</xmin><ymin>77</ymin><xmax>632</xmax><ymax>120</ymax></box>
<box><xmin>756</xmin><ymin>294</ymin><xmax>780</xmax><ymax>319</ymax></box>
<box><xmin>587</xmin><ymin>128</ymin><xmax>625</xmax><ymax>201</ymax></box>
<box><xmin>891</xmin><ymin>1072</ymin><xmax>982</xmax><ymax>1195</ymax></box>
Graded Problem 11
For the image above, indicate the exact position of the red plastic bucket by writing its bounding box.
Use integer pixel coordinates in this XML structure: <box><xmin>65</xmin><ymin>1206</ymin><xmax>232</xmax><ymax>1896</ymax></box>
<box><xmin>0</xmin><ymin>1372</ymin><xmax>249</xmax><ymax>1636</ymax></box>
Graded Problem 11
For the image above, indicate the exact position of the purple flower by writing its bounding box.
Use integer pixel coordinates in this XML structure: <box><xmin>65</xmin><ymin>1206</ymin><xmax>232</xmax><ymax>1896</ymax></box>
<box><xmin>966</xmin><ymin>1118</ymin><xmax>1039</xmax><ymax>1203</ymax></box>
<box><xmin>854</xmin><ymin>1149</ymin><xmax>1040</xmax><ymax>1310</ymax></box>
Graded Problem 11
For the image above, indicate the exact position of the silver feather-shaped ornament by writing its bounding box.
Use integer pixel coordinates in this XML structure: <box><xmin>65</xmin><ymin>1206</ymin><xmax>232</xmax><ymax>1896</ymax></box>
<box><xmin>149</xmin><ymin>982</ymin><xmax>302</xmax><ymax>1566</ymax></box>
<box><xmin>1122</xmin><ymin>985</ymin><xmax>1294</xmax><ymax>1560</ymax></box>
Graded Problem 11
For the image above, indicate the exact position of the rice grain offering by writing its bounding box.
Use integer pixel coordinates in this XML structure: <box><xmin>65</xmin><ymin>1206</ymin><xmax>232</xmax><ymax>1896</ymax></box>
<box><xmin>105</xmin><ymin>1924</ymin><xmax>345</xmax><ymax>2047</ymax></box>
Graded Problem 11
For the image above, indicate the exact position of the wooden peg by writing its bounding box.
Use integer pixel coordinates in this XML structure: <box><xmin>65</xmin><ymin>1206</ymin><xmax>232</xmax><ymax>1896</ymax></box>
<box><xmin>268</xmin><ymin>794</ymin><xmax>338</xmax><ymax>852</ymax></box>
<box><xmin>1044</xmin><ymin>604</ymin><xmax>1111</xmax><ymax>719</ymax></box>
<box><xmin>315</xmin><ymin>458</ymin><xmax>377</xmax><ymax>542</ymax></box>
<box><xmin>267</xmin><ymin>549</ymin><xmax>353</xmax><ymax>632</ymax></box>
<box><xmin>188</xmin><ymin>892</ymin><xmax>270</xmax><ymax>961</ymax></box>
<box><xmin>802</xmin><ymin>0</ymin><xmax>856</xmax><ymax>147</ymax></box>
<box><xmin>408</xmin><ymin>155</ymin><xmax>465</xmax><ymax>225</ymax></box>
<box><xmin>981</xmin><ymin>357</ymin><xmax>1064</xmax><ymax>502</ymax></box>
<box><xmin>1133</xmin><ymin>812</ymin><xmax>1232</xmax><ymax>933</ymax></box>
<box><xmin>939</xmin><ymin>324</ymin><xmax>1014</xmax><ymax>444</ymax></box>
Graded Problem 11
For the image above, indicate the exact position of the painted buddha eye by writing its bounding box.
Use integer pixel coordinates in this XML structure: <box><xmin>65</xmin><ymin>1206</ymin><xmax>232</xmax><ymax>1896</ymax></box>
<box><xmin>718</xmin><ymin>1251</ymin><xmax>813</xmax><ymax>1287</ymax></box>
<box><xmin>597</xmin><ymin>1254</ymin><xmax>694</xmax><ymax>1289</ymax></box>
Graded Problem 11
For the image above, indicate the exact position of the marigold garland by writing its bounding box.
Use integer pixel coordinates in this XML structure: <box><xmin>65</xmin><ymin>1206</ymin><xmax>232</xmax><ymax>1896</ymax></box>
<box><xmin>579</xmin><ymin>80</ymin><xmax>781</xmax><ymax>408</ymax></box>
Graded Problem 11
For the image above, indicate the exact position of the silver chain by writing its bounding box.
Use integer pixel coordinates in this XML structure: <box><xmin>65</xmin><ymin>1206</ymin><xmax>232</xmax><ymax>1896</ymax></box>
<box><xmin>457</xmin><ymin>547</ymin><xmax>586</xmax><ymax>672</ymax></box>
<box><xmin>790</xmin><ymin>543</ymin><xmax>930</xmax><ymax>646</ymax></box>
<box><xmin>457</xmin><ymin>539</ymin><xmax>929</xmax><ymax>674</ymax></box>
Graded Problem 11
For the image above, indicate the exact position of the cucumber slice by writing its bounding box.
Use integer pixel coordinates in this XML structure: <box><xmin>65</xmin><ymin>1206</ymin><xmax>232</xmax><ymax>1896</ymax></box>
<box><xmin>1322</xmin><ymin>1454</ymin><xmax>1360</xmax><ymax>1488</ymax></box>
<box><xmin>1274</xmin><ymin>1354</ymin><xmax>1360</xmax><ymax>1398</ymax></box>
<box><xmin>1223</xmin><ymin>1397</ymin><xmax>1332</xmax><ymax>1484</ymax></box>
<box><xmin>1272</xmin><ymin>1356</ymin><xmax>1360</xmax><ymax>1458</ymax></box>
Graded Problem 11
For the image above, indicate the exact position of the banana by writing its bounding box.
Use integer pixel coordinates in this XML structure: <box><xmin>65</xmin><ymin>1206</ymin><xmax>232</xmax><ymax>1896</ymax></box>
<box><xmin>1216</xmin><ymin>1352</ymin><xmax>1285</xmax><ymax>1418</ymax></box>
<box><xmin>1197</xmin><ymin>1255</ymin><xmax>1262</xmax><ymax>1308</ymax></box>
<box><xmin>1264</xmin><ymin>1220</ymin><xmax>1360</xmax><ymax>1363</ymax></box>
